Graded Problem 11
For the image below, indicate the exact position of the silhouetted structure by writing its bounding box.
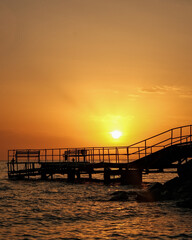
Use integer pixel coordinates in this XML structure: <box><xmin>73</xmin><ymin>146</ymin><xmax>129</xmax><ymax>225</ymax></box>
<box><xmin>7</xmin><ymin>125</ymin><xmax>192</xmax><ymax>185</ymax></box>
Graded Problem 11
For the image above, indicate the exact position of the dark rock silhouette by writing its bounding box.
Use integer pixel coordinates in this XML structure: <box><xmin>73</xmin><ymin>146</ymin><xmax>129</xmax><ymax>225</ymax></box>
<box><xmin>178</xmin><ymin>159</ymin><xmax>192</xmax><ymax>180</ymax></box>
<box><xmin>109</xmin><ymin>191</ymin><xmax>129</xmax><ymax>201</ymax></box>
<box><xmin>109</xmin><ymin>190</ymin><xmax>138</xmax><ymax>201</ymax></box>
<box><xmin>136</xmin><ymin>160</ymin><xmax>192</xmax><ymax>208</ymax></box>
<box><xmin>109</xmin><ymin>160</ymin><xmax>192</xmax><ymax>208</ymax></box>
<box><xmin>176</xmin><ymin>199</ymin><xmax>192</xmax><ymax>209</ymax></box>
<box><xmin>136</xmin><ymin>182</ymin><xmax>163</xmax><ymax>202</ymax></box>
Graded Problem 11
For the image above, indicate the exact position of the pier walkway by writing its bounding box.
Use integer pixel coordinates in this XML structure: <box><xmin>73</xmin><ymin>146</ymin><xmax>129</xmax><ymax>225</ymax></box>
<box><xmin>7</xmin><ymin>125</ymin><xmax>192</xmax><ymax>184</ymax></box>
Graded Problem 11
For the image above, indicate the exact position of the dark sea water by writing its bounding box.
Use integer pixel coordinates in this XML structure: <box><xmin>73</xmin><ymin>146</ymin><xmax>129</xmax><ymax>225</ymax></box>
<box><xmin>0</xmin><ymin>161</ymin><xmax>192</xmax><ymax>240</ymax></box>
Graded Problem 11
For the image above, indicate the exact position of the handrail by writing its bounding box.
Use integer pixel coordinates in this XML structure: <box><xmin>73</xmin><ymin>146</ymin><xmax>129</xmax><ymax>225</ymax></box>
<box><xmin>128</xmin><ymin>125</ymin><xmax>192</xmax><ymax>148</ymax></box>
<box><xmin>7</xmin><ymin>125</ymin><xmax>192</xmax><ymax>165</ymax></box>
<box><xmin>129</xmin><ymin>135</ymin><xmax>191</xmax><ymax>158</ymax></box>
<box><xmin>126</xmin><ymin>125</ymin><xmax>192</xmax><ymax>161</ymax></box>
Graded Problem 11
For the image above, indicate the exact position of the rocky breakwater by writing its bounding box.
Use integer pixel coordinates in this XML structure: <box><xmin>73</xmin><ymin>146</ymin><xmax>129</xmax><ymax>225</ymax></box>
<box><xmin>110</xmin><ymin>160</ymin><xmax>192</xmax><ymax>209</ymax></box>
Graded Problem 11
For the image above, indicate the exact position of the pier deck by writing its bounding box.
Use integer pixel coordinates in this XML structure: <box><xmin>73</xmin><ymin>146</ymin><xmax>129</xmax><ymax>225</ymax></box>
<box><xmin>7</xmin><ymin>125</ymin><xmax>192</xmax><ymax>184</ymax></box>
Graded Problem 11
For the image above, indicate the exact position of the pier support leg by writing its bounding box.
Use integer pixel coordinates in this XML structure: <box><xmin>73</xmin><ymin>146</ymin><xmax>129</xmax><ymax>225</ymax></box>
<box><xmin>41</xmin><ymin>172</ymin><xmax>47</xmax><ymax>180</ymax></box>
<box><xmin>76</xmin><ymin>171</ymin><xmax>80</xmax><ymax>181</ymax></box>
<box><xmin>68</xmin><ymin>170</ymin><xmax>75</xmax><ymax>183</ymax></box>
<box><xmin>104</xmin><ymin>168</ymin><xmax>111</xmax><ymax>184</ymax></box>
<box><xmin>89</xmin><ymin>173</ymin><xmax>92</xmax><ymax>180</ymax></box>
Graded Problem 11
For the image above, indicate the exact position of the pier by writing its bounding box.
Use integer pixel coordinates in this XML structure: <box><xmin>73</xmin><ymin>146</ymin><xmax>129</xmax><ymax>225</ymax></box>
<box><xmin>7</xmin><ymin>125</ymin><xmax>192</xmax><ymax>185</ymax></box>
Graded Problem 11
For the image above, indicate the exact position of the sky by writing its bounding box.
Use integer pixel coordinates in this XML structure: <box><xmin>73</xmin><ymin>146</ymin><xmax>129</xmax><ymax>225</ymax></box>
<box><xmin>0</xmin><ymin>0</ymin><xmax>192</xmax><ymax>160</ymax></box>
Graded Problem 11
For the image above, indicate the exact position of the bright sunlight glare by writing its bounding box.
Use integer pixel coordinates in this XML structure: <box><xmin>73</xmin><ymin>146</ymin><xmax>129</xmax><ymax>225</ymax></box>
<box><xmin>110</xmin><ymin>130</ymin><xmax>122</xmax><ymax>139</ymax></box>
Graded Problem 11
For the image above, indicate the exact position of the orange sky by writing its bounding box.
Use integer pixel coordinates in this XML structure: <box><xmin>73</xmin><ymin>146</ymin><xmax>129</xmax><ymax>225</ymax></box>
<box><xmin>0</xmin><ymin>0</ymin><xmax>192</xmax><ymax>160</ymax></box>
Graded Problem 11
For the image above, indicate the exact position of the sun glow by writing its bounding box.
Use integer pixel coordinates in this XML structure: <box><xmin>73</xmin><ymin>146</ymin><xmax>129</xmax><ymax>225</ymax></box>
<box><xmin>110</xmin><ymin>130</ymin><xmax>122</xmax><ymax>139</ymax></box>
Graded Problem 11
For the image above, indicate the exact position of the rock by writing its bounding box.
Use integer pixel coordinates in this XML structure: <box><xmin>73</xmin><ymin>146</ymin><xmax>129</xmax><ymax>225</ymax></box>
<box><xmin>161</xmin><ymin>175</ymin><xmax>192</xmax><ymax>201</ymax></box>
<box><xmin>176</xmin><ymin>198</ymin><xmax>192</xmax><ymax>209</ymax></box>
<box><xmin>110</xmin><ymin>190</ymin><xmax>127</xmax><ymax>196</ymax></box>
<box><xmin>161</xmin><ymin>177</ymin><xmax>181</xmax><ymax>200</ymax></box>
<box><xmin>136</xmin><ymin>189</ymin><xmax>163</xmax><ymax>202</ymax></box>
<box><xmin>176</xmin><ymin>179</ymin><xmax>192</xmax><ymax>199</ymax></box>
<box><xmin>163</xmin><ymin>177</ymin><xmax>181</xmax><ymax>191</ymax></box>
<box><xmin>109</xmin><ymin>190</ymin><xmax>138</xmax><ymax>201</ymax></box>
<box><xmin>136</xmin><ymin>191</ymin><xmax>155</xmax><ymax>202</ymax></box>
<box><xmin>178</xmin><ymin>160</ymin><xmax>192</xmax><ymax>180</ymax></box>
<box><xmin>109</xmin><ymin>191</ymin><xmax>129</xmax><ymax>201</ymax></box>
<box><xmin>136</xmin><ymin>182</ymin><xmax>164</xmax><ymax>202</ymax></box>
<box><xmin>148</xmin><ymin>182</ymin><xmax>163</xmax><ymax>191</ymax></box>
<box><xmin>110</xmin><ymin>161</ymin><xmax>192</xmax><ymax>204</ymax></box>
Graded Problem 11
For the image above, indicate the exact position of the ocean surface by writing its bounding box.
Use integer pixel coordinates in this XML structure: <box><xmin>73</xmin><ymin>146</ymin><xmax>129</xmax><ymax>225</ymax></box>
<box><xmin>0</xmin><ymin>161</ymin><xmax>192</xmax><ymax>240</ymax></box>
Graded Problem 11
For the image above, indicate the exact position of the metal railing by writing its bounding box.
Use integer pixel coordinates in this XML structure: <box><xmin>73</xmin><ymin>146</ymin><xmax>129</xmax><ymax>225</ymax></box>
<box><xmin>8</xmin><ymin>125</ymin><xmax>192</xmax><ymax>165</ymax></box>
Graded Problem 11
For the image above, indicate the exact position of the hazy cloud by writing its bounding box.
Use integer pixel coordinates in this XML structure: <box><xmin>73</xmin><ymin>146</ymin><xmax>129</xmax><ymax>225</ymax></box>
<box><xmin>138</xmin><ymin>85</ymin><xmax>181</xmax><ymax>95</ymax></box>
<box><xmin>179</xmin><ymin>91</ymin><xmax>192</xmax><ymax>99</ymax></box>
<box><xmin>138</xmin><ymin>85</ymin><xmax>192</xmax><ymax>100</ymax></box>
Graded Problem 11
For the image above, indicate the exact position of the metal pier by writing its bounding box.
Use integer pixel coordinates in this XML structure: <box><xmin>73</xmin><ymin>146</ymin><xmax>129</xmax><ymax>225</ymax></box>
<box><xmin>7</xmin><ymin>125</ymin><xmax>192</xmax><ymax>184</ymax></box>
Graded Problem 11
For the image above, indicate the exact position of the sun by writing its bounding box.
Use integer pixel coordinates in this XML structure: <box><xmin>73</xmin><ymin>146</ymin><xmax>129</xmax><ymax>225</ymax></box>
<box><xmin>110</xmin><ymin>130</ymin><xmax>122</xmax><ymax>139</ymax></box>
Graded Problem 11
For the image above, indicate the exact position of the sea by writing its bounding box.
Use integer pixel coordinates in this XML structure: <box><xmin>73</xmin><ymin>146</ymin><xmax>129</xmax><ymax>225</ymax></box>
<box><xmin>0</xmin><ymin>161</ymin><xmax>192</xmax><ymax>240</ymax></box>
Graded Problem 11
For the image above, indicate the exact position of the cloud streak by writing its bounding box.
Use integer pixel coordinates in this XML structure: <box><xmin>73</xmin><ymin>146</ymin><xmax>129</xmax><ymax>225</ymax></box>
<box><xmin>138</xmin><ymin>85</ymin><xmax>192</xmax><ymax>100</ymax></box>
<box><xmin>179</xmin><ymin>91</ymin><xmax>192</xmax><ymax>99</ymax></box>
<box><xmin>138</xmin><ymin>85</ymin><xmax>181</xmax><ymax>95</ymax></box>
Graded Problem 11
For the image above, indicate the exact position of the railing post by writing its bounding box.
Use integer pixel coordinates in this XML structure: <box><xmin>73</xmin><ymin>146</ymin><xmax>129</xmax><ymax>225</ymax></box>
<box><xmin>45</xmin><ymin>149</ymin><xmax>47</xmax><ymax>162</ymax></box>
<box><xmin>108</xmin><ymin>149</ymin><xmax>110</xmax><ymax>163</ymax></box>
<box><xmin>92</xmin><ymin>148</ymin><xmax>94</xmax><ymax>163</ymax></box>
<box><xmin>8</xmin><ymin>150</ymin><xmax>10</xmax><ymax>164</ymax></box>
<box><xmin>144</xmin><ymin>140</ymin><xmax>147</xmax><ymax>157</ymax></box>
<box><xmin>103</xmin><ymin>147</ymin><xmax>104</xmax><ymax>162</ymax></box>
<box><xmin>180</xmin><ymin>127</ymin><xmax>182</xmax><ymax>143</ymax></box>
<box><xmin>138</xmin><ymin>147</ymin><xmax>140</xmax><ymax>159</ymax></box>
<box><xmin>171</xmin><ymin>129</ymin><xmax>173</xmax><ymax>145</ymax></box>
<box><xmin>78</xmin><ymin>149</ymin><xmax>79</xmax><ymax>162</ymax></box>
<box><xmin>52</xmin><ymin>149</ymin><xmax>54</xmax><ymax>162</ymax></box>
<box><xmin>190</xmin><ymin>125</ymin><xmax>192</xmax><ymax>142</ymax></box>
<box><xmin>7</xmin><ymin>150</ymin><xmax>10</xmax><ymax>174</ymax></box>
<box><xmin>28</xmin><ymin>150</ymin><xmax>29</xmax><ymax>164</ymax></box>
<box><xmin>116</xmin><ymin>147</ymin><xmax>118</xmax><ymax>163</ymax></box>
<box><xmin>127</xmin><ymin>147</ymin><xmax>129</xmax><ymax>163</ymax></box>
<box><xmin>88</xmin><ymin>148</ymin><xmax>90</xmax><ymax>162</ymax></box>
<box><xmin>59</xmin><ymin>149</ymin><xmax>61</xmax><ymax>162</ymax></box>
